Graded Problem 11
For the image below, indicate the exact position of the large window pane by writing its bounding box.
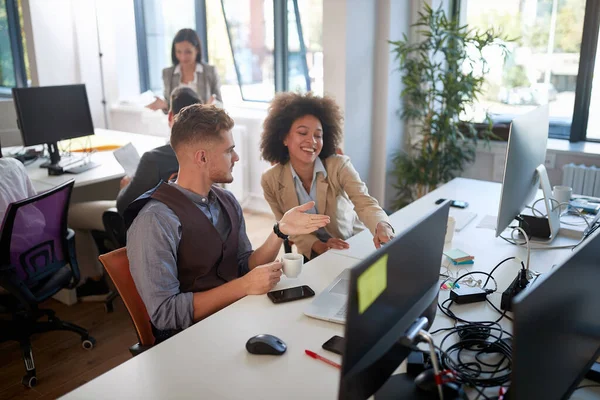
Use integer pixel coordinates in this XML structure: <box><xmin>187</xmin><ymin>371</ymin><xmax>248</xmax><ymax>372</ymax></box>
<box><xmin>142</xmin><ymin>0</ymin><xmax>195</xmax><ymax>94</ymax></box>
<box><xmin>0</xmin><ymin>1</ymin><xmax>16</xmax><ymax>88</ymax></box>
<box><xmin>206</xmin><ymin>0</ymin><xmax>238</xmax><ymax>103</ymax></box>
<box><xmin>287</xmin><ymin>0</ymin><xmax>323</xmax><ymax>95</ymax></box>
<box><xmin>464</xmin><ymin>0</ymin><xmax>585</xmax><ymax>138</ymax></box>
<box><xmin>586</xmin><ymin>23</ymin><xmax>600</xmax><ymax>140</ymax></box>
<box><xmin>222</xmin><ymin>0</ymin><xmax>274</xmax><ymax>102</ymax></box>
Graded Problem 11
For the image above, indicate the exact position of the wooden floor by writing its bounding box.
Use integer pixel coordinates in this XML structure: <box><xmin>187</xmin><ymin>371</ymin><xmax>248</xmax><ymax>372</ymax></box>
<box><xmin>0</xmin><ymin>210</ymin><xmax>276</xmax><ymax>399</ymax></box>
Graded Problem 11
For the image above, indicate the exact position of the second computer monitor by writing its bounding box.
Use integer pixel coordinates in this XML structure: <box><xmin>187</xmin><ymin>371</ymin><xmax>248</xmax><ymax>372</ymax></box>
<box><xmin>12</xmin><ymin>84</ymin><xmax>95</xmax><ymax>147</ymax></box>
<box><xmin>338</xmin><ymin>201</ymin><xmax>451</xmax><ymax>400</ymax></box>
<box><xmin>511</xmin><ymin>229</ymin><xmax>600</xmax><ymax>399</ymax></box>
<box><xmin>496</xmin><ymin>105</ymin><xmax>552</xmax><ymax>237</ymax></box>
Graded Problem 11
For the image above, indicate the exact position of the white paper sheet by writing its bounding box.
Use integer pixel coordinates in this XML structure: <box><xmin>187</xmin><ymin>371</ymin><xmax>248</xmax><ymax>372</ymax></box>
<box><xmin>112</xmin><ymin>142</ymin><xmax>140</xmax><ymax>177</ymax></box>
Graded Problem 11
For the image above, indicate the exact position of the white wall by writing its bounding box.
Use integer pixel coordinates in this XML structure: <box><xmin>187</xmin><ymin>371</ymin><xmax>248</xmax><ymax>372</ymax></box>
<box><xmin>16</xmin><ymin>0</ymin><xmax>140</xmax><ymax>136</ymax></box>
<box><xmin>323</xmin><ymin>0</ymin><xmax>413</xmax><ymax>208</ymax></box>
<box><xmin>0</xmin><ymin>100</ymin><xmax>20</xmax><ymax>147</ymax></box>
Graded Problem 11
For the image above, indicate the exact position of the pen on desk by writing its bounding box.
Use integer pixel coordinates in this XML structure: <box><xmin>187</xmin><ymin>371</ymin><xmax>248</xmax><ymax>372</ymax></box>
<box><xmin>305</xmin><ymin>349</ymin><xmax>341</xmax><ymax>369</ymax></box>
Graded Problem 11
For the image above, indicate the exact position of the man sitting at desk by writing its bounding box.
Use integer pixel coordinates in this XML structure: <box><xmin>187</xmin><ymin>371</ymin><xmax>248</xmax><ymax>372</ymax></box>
<box><xmin>124</xmin><ymin>105</ymin><xmax>330</xmax><ymax>341</ymax></box>
<box><xmin>116</xmin><ymin>87</ymin><xmax>202</xmax><ymax>215</ymax></box>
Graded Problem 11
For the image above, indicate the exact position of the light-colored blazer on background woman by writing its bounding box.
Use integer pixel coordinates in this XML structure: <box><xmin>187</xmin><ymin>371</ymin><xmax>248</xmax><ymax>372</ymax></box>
<box><xmin>261</xmin><ymin>155</ymin><xmax>390</xmax><ymax>259</ymax></box>
<box><xmin>162</xmin><ymin>62</ymin><xmax>222</xmax><ymax>109</ymax></box>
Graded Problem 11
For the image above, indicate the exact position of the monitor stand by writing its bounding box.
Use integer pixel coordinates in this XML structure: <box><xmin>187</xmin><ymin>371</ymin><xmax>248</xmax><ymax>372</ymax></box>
<box><xmin>39</xmin><ymin>141</ymin><xmax>62</xmax><ymax>168</ymax></box>
<box><xmin>529</xmin><ymin>164</ymin><xmax>560</xmax><ymax>243</ymax></box>
<box><xmin>39</xmin><ymin>141</ymin><xmax>97</xmax><ymax>175</ymax></box>
<box><xmin>374</xmin><ymin>317</ymin><xmax>467</xmax><ymax>400</ymax></box>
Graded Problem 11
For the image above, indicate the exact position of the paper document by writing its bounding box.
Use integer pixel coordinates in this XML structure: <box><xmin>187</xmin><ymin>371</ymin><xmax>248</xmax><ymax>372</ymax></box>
<box><xmin>113</xmin><ymin>143</ymin><xmax>140</xmax><ymax>177</ymax></box>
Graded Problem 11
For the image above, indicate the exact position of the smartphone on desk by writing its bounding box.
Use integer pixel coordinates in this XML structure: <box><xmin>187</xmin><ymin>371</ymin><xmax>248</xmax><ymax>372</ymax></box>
<box><xmin>322</xmin><ymin>335</ymin><xmax>345</xmax><ymax>355</ymax></box>
<box><xmin>435</xmin><ymin>198</ymin><xmax>469</xmax><ymax>209</ymax></box>
<box><xmin>267</xmin><ymin>285</ymin><xmax>315</xmax><ymax>304</ymax></box>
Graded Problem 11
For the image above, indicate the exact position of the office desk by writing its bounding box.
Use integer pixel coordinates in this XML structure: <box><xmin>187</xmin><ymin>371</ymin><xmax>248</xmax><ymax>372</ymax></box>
<box><xmin>17</xmin><ymin>129</ymin><xmax>167</xmax><ymax>194</ymax></box>
<box><xmin>61</xmin><ymin>178</ymin><xmax>600</xmax><ymax>399</ymax></box>
<box><xmin>63</xmin><ymin>251</ymin><xmax>360</xmax><ymax>400</ymax></box>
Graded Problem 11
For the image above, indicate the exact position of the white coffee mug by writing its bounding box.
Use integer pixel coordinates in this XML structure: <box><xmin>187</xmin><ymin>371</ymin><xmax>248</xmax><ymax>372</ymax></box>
<box><xmin>445</xmin><ymin>216</ymin><xmax>456</xmax><ymax>244</ymax></box>
<box><xmin>552</xmin><ymin>185</ymin><xmax>572</xmax><ymax>212</ymax></box>
<box><xmin>282</xmin><ymin>253</ymin><xmax>303</xmax><ymax>278</ymax></box>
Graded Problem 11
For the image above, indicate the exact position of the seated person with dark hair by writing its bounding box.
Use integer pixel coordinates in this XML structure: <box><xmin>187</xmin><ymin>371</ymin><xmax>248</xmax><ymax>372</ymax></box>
<box><xmin>125</xmin><ymin>105</ymin><xmax>330</xmax><ymax>341</ymax></box>
<box><xmin>116</xmin><ymin>87</ymin><xmax>202</xmax><ymax>215</ymax></box>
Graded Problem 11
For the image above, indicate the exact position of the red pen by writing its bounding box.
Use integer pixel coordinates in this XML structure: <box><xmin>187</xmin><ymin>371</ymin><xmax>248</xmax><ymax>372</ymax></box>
<box><xmin>305</xmin><ymin>349</ymin><xmax>341</xmax><ymax>369</ymax></box>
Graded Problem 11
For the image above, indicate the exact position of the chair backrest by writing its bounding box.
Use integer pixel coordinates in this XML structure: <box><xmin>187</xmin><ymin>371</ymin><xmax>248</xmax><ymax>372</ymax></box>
<box><xmin>102</xmin><ymin>209</ymin><xmax>127</xmax><ymax>248</ymax></box>
<box><xmin>99</xmin><ymin>248</ymin><xmax>155</xmax><ymax>346</ymax></box>
<box><xmin>0</xmin><ymin>179</ymin><xmax>74</xmax><ymax>288</ymax></box>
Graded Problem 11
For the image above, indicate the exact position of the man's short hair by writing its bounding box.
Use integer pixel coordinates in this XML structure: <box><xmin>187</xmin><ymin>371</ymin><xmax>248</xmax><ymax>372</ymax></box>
<box><xmin>170</xmin><ymin>105</ymin><xmax>234</xmax><ymax>152</ymax></box>
<box><xmin>170</xmin><ymin>87</ymin><xmax>202</xmax><ymax>115</ymax></box>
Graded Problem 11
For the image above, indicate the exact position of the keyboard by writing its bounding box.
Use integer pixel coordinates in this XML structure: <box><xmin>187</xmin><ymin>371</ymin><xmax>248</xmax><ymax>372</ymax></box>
<box><xmin>334</xmin><ymin>302</ymin><xmax>348</xmax><ymax>319</ymax></box>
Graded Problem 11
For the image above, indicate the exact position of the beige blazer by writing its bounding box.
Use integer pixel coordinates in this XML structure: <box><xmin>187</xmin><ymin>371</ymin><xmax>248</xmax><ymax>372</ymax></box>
<box><xmin>261</xmin><ymin>155</ymin><xmax>390</xmax><ymax>259</ymax></box>
<box><xmin>162</xmin><ymin>63</ymin><xmax>222</xmax><ymax>109</ymax></box>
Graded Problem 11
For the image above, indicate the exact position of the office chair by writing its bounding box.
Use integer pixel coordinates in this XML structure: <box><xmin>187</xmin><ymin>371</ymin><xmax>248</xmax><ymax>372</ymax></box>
<box><xmin>85</xmin><ymin>207</ymin><xmax>128</xmax><ymax>313</ymax></box>
<box><xmin>102</xmin><ymin>208</ymin><xmax>127</xmax><ymax>249</ymax></box>
<box><xmin>0</xmin><ymin>180</ymin><xmax>95</xmax><ymax>388</ymax></box>
<box><xmin>99</xmin><ymin>247</ymin><xmax>155</xmax><ymax>356</ymax></box>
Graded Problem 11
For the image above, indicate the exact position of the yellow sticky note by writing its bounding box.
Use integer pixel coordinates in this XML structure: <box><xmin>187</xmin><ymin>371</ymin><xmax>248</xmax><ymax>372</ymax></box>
<box><xmin>357</xmin><ymin>254</ymin><xmax>388</xmax><ymax>314</ymax></box>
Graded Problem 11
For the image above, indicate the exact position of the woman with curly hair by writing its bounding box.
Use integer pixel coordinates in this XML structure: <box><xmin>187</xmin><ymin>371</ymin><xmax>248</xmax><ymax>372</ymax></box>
<box><xmin>260</xmin><ymin>92</ymin><xmax>394</xmax><ymax>260</ymax></box>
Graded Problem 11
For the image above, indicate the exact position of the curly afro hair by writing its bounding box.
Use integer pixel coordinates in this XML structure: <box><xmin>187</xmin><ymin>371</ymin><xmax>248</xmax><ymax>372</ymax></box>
<box><xmin>260</xmin><ymin>92</ymin><xmax>343</xmax><ymax>164</ymax></box>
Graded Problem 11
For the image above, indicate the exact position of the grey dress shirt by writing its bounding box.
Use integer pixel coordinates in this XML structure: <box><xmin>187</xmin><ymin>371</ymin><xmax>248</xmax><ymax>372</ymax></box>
<box><xmin>127</xmin><ymin>183</ymin><xmax>253</xmax><ymax>331</ymax></box>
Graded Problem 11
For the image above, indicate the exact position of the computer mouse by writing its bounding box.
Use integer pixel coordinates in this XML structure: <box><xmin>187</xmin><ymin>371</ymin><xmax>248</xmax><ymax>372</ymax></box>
<box><xmin>245</xmin><ymin>334</ymin><xmax>287</xmax><ymax>355</ymax></box>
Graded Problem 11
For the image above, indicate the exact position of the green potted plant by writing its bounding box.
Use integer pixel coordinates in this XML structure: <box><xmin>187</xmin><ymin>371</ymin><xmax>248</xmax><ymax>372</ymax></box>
<box><xmin>389</xmin><ymin>4</ymin><xmax>509</xmax><ymax>209</ymax></box>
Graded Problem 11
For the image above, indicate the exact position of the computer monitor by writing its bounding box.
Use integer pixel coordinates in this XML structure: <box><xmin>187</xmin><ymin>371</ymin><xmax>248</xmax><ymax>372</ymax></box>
<box><xmin>338</xmin><ymin>202</ymin><xmax>451</xmax><ymax>400</ymax></box>
<box><xmin>510</xmin><ymin>230</ymin><xmax>600</xmax><ymax>399</ymax></box>
<box><xmin>495</xmin><ymin>105</ymin><xmax>560</xmax><ymax>241</ymax></box>
<box><xmin>12</xmin><ymin>84</ymin><xmax>95</xmax><ymax>167</ymax></box>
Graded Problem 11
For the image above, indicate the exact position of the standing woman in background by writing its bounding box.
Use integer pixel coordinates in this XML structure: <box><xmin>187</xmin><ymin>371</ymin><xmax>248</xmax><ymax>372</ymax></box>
<box><xmin>147</xmin><ymin>28</ymin><xmax>223</xmax><ymax>112</ymax></box>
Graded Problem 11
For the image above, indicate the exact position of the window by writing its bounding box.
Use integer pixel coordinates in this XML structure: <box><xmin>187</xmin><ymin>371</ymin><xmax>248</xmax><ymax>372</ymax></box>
<box><xmin>457</xmin><ymin>0</ymin><xmax>599</xmax><ymax>141</ymax></box>
<box><xmin>287</xmin><ymin>0</ymin><xmax>323</xmax><ymax>95</ymax></box>
<box><xmin>221</xmin><ymin>0</ymin><xmax>275</xmax><ymax>102</ymax></box>
<box><xmin>135</xmin><ymin>0</ymin><xmax>323</xmax><ymax>104</ymax></box>
<box><xmin>0</xmin><ymin>0</ymin><xmax>29</xmax><ymax>94</ymax></box>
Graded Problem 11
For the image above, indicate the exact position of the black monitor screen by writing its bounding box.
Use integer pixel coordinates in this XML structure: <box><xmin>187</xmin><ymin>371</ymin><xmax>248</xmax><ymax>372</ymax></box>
<box><xmin>12</xmin><ymin>84</ymin><xmax>95</xmax><ymax>147</ymax></box>
<box><xmin>339</xmin><ymin>202</ymin><xmax>450</xmax><ymax>399</ymax></box>
<box><xmin>512</xmin><ymin>231</ymin><xmax>600</xmax><ymax>399</ymax></box>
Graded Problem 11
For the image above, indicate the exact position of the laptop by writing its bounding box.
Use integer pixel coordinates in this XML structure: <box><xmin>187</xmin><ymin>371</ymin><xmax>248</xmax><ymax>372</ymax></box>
<box><xmin>304</xmin><ymin>269</ymin><xmax>351</xmax><ymax>324</ymax></box>
<box><xmin>304</xmin><ymin>201</ymin><xmax>452</xmax><ymax>325</ymax></box>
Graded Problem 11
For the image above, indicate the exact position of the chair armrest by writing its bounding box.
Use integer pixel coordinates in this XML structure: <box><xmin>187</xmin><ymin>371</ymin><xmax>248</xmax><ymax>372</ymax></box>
<box><xmin>65</xmin><ymin>228</ymin><xmax>81</xmax><ymax>288</ymax></box>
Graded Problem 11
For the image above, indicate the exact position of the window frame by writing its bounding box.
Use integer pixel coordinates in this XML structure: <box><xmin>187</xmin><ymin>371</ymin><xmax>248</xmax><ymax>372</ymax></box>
<box><xmin>454</xmin><ymin>0</ymin><xmax>600</xmax><ymax>142</ymax></box>
<box><xmin>134</xmin><ymin>0</ymin><xmax>312</xmax><ymax>103</ymax></box>
<box><xmin>0</xmin><ymin>0</ymin><xmax>28</xmax><ymax>97</ymax></box>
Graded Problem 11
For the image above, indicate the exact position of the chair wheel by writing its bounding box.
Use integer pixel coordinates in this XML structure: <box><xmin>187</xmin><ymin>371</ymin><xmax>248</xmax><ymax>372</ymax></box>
<box><xmin>22</xmin><ymin>375</ymin><xmax>37</xmax><ymax>388</ymax></box>
<box><xmin>82</xmin><ymin>337</ymin><xmax>96</xmax><ymax>350</ymax></box>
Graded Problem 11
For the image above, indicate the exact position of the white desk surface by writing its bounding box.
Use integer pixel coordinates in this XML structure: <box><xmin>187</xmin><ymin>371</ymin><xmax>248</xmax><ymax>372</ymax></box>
<box><xmin>12</xmin><ymin>129</ymin><xmax>167</xmax><ymax>193</ymax></box>
<box><xmin>61</xmin><ymin>178</ymin><xmax>600</xmax><ymax>400</ymax></box>
<box><xmin>62</xmin><ymin>251</ymin><xmax>360</xmax><ymax>400</ymax></box>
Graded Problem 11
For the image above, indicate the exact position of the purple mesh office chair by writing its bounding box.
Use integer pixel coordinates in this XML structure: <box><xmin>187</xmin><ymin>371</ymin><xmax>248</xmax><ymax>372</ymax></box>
<box><xmin>0</xmin><ymin>179</ymin><xmax>95</xmax><ymax>388</ymax></box>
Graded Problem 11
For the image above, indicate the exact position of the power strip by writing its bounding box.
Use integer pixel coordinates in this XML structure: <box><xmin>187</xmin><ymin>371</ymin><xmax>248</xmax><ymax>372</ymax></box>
<box><xmin>500</xmin><ymin>269</ymin><xmax>530</xmax><ymax>312</ymax></box>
